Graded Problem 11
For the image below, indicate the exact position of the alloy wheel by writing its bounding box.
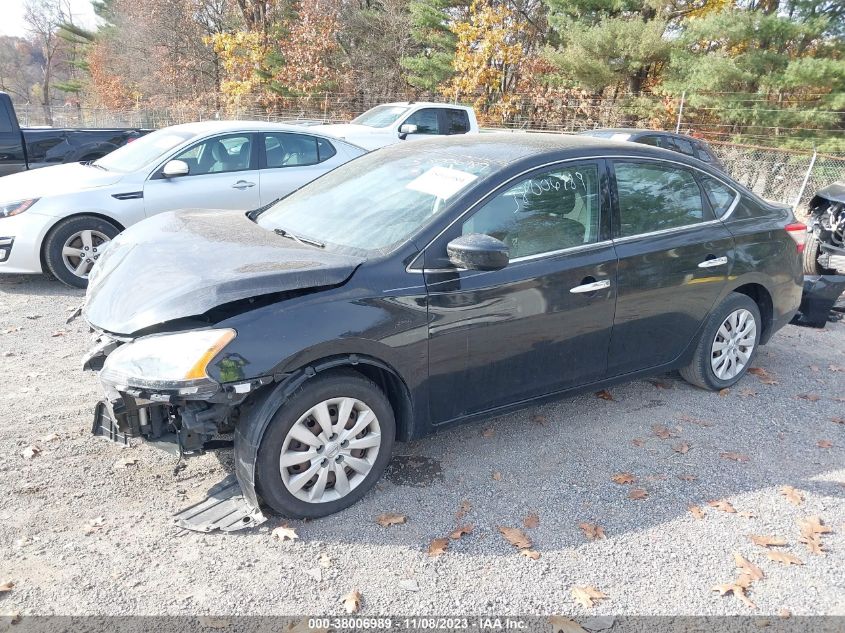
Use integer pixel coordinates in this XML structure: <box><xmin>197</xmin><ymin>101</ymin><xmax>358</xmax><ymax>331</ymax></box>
<box><xmin>279</xmin><ymin>397</ymin><xmax>381</xmax><ymax>503</ymax></box>
<box><xmin>710</xmin><ymin>308</ymin><xmax>757</xmax><ymax>381</ymax></box>
<box><xmin>61</xmin><ymin>229</ymin><xmax>111</xmax><ymax>279</ymax></box>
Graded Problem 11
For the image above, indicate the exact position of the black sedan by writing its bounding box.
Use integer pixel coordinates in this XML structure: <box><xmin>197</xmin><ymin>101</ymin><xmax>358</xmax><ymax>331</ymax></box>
<box><xmin>82</xmin><ymin>134</ymin><xmax>803</xmax><ymax>528</ymax></box>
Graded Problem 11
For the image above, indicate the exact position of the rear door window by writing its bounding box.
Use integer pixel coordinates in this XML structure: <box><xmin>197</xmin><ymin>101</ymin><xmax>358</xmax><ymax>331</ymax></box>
<box><xmin>262</xmin><ymin>132</ymin><xmax>326</xmax><ymax>168</ymax></box>
<box><xmin>0</xmin><ymin>101</ymin><xmax>14</xmax><ymax>133</ymax></box>
<box><xmin>637</xmin><ymin>135</ymin><xmax>661</xmax><ymax>147</ymax></box>
<box><xmin>614</xmin><ymin>161</ymin><xmax>708</xmax><ymax>237</ymax></box>
<box><xmin>443</xmin><ymin>109</ymin><xmax>470</xmax><ymax>135</ymax></box>
<box><xmin>402</xmin><ymin>108</ymin><xmax>440</xmax><ymax>134</ymax></box>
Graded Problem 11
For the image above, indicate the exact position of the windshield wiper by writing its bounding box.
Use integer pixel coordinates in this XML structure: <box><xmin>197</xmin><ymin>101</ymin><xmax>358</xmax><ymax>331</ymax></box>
<box><xmin>274</xmin><ymin>228</ymin><xmax>325</xmax><ymax>248</ymax></box>
<box><xmin>85</xmin><ymin>161</ymin><xmax>108</xmax><ymax>170</ymax></box>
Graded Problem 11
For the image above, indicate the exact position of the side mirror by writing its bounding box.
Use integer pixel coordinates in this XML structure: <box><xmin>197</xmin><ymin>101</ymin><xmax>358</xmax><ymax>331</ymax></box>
<box><xmin>398</xmin><ymin>123</ymin><xmax>418</xmax><ymax>140</ymax></box>
<box><xmin>447</xmin><ymin>233</ymin><xmax>509</xmax><ymax>271</ymax></box>
<box><xmin>162</xmin><ymin>159</ymin><xmax>190</xmax><ymax>178</ymax></box>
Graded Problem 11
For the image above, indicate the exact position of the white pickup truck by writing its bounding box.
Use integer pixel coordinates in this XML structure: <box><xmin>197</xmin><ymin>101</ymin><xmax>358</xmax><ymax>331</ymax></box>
<box><xmin>318</xmin><ymin>102</ymin><xmax>479</xmax><ymax>151</ymax></box>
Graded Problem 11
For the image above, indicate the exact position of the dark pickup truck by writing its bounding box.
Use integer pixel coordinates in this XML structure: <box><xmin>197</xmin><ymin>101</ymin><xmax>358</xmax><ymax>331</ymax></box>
<box><xmin>0</xmin><ymin>92</ymin><xmax>150</xmax><ymax>176</ymax></box>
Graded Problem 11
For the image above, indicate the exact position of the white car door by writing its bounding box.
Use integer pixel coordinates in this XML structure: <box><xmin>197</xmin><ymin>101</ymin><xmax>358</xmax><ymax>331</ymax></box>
<box><xmin>256</xmin><ymin>132</ymin><xmax>353</xmax><ymax>206</ymax></box>
<box><xmin>143</xmin><ymin>133</ymin><xmax>261</xmax><ymax>216</ymax></box>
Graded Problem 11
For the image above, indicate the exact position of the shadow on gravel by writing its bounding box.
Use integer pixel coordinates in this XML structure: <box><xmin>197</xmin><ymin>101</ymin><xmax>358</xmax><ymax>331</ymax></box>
<box><xmin>0</xmin><ymin>274</ymin><xmax>84</xmax><ymax>299</ymax></box>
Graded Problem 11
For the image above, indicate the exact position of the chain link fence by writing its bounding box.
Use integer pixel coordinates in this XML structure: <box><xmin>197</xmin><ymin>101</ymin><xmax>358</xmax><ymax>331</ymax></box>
<box><xmin>12</xmin><ymin>101</ymin><xmax>845</xmax><ymax>213</ymax></box>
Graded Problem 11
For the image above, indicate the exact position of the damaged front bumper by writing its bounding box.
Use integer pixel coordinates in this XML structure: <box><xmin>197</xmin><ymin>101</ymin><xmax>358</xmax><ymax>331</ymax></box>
<box><xmin>85</xmin><ymin>331</ymin><xmax>274</xmax><ymax>532</ymax></box>
<box><xmin>790</xmin><ymin>274</ymin><xmax>845</xmax><ymax>328</ymax></box>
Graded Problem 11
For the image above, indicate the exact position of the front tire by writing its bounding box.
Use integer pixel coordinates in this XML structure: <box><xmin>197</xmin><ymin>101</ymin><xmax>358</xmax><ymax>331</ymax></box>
<box><xmin>43</xmin><ymin>215</ymin><xmax>121</xmax><ymax>288</ymax></box>
<box><xmin>680</xmin><ymin>292</ymin><xmax>761</xmax><ymax>391</ymax></box>
<box><xmin>255</xmin><ymin>369</ymin><xmax>395</xmax><ymax>519</ymax></box>
<box><xmin>803</xmin><ymin>234</ymin><xmax>836</xmax><ymax>276</ymax></box>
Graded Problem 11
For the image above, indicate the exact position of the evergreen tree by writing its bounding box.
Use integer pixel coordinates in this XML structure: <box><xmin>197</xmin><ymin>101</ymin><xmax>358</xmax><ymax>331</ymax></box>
<box><xmin>400</xmin><ymin>0</ymin><xmax>463</xmax><ymax>92</ymax></box>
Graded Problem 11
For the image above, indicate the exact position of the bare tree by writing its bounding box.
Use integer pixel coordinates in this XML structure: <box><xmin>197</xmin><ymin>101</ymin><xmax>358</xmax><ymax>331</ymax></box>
<box><xmin>23</xmin><ymin>0</ymin><xmax>66</xmax><ymax>124</ymax></box>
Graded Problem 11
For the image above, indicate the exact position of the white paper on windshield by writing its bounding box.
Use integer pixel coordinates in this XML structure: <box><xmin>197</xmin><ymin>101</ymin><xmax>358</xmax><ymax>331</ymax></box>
<box><xmin>406</xmin><ymin>166</ymin><xmax>478</xmax><ymax>200</ymax></box>
<box><xmin>610</xmin><ymin>133</ymin><xmax>632</xmax><ymax>142</ymax></box>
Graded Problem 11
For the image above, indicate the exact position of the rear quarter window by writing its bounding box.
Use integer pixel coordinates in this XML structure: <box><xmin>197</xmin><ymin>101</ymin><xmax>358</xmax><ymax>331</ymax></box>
<box><xmin>444</xmin><ymin>109</ymin><xmax>470</xmax><ymax>134</ymax></box>
<box><xmin>0</xmin><ymin>102</ymin><xmax>14</xmax><ymax>133</ymax></box>
<box><xmin>673</xmin><ymin>137</ymin><xmax>696</xmax><ymax>156</ymax></box>
<box><xmin>699</xmin><ymin>175</ymin><xmax>737</xmax><ymax>217</ymax></box>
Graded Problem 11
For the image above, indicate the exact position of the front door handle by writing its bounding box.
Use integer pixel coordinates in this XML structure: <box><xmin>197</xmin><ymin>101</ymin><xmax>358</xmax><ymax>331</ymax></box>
<box><xmin>698</xmin><ymin>256</ymin><xmax>728</xmax><ymax>268</ymax></box>
<box><xmin>570</xmin><ymin>279</ymin><xmax>611</xmax><ymax>294</ymax></box>
<box><xmin>232</xmin><ymin>180</ymin><xmax>256</xmax><ymax>190</ymax></box>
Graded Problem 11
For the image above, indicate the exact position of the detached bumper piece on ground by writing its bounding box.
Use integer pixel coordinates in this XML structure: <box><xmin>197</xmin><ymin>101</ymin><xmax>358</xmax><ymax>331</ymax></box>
<box><xmin>791</xmin><ymin>275</ymin><xmax>845</xmax><ymax>328</ymax></box>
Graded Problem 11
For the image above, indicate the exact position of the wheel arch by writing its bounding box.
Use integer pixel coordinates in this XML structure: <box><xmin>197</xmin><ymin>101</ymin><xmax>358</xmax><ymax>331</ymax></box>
<box><xmin>39</xmin><ymin>211</ymin><xmax>126</xmax><ymax>271</ymax></box>
<box><xmin>730</xmin><ymin>282</ymin><xmax>774</xmax><ymax>344</ymax></box>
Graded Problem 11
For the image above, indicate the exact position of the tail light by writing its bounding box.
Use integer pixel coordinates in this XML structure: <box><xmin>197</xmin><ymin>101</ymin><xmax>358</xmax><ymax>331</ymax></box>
<box><xmin>785</xmin><ymin>222</ymin><xmax>806</xmax><ymax>253</ymax></box>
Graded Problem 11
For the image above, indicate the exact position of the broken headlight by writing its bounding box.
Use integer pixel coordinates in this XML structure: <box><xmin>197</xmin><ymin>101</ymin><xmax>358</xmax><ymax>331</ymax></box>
<box><xmin>100</xmin><ymin>329</ymin><xmax>236</xmax><ymax>396</ymax></box>
<box><xmin>0</xmin><ymin>199</ymin><xmax>39</xmax><ymax>219</ymax></box>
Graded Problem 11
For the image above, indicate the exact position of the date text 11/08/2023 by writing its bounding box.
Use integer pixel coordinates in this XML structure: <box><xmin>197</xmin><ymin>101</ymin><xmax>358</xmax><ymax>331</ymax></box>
<box><xmin>307</xmin><ymin>618</ymin><xmax>530</xmax><ymax>630</ymax></box>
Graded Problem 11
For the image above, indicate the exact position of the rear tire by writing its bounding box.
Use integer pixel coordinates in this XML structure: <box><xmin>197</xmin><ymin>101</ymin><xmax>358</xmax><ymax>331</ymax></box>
<box><xmin>255</xmin><ymin>369</ymin><xmax>395</xmax><ymax>519</ymax></box>
<box><xmin>803</xmin><ymin>234</ymin><xmax>835</xmax><ymax>275</ymax></box>
<box><xmin>43</xmin><ymin>215</ymin><xmax>121</xmax><ymax>289</ymax></box>
<box><xmin>680</xmin><ymin>292</ymin><xmax>761</xmax><ymax>391</ymax></box>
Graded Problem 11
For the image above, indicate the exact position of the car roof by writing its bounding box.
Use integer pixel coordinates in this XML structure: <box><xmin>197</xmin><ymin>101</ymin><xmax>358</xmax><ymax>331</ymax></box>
<box><xmin>159</xmin><ymin>119</ymin><xmax>346</xmax><ymax>138</ymax></box>
<box><xmin>580</xmin><ymin>128</ymin><xmax>701</xmax><ymax>141</ymax></box>
<box><xmin>381</xmin><ymin>132</ymin><xmax>703</xmax><ymax>170</ymax></box>
<box><xmin>377</xmin><ymin>101</ymin><xmax>472</xmax><ymax>110</ymax></box>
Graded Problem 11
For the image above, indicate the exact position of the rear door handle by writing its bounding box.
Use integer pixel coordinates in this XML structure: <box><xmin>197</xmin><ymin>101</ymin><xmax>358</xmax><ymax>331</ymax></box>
<box><xmin>570</xmin><ymin>279</ymin><xmax>611</xmax><ymax>294</ymax></box>
<box><xmin>698</xmin><ymin>256</ymin><xmax>728</xmax><ymax>268</ymax></box>
<box><xmin>232</xmin><ymin>180</ymin><xmax>256</xmax><ymax>190</ymax></box>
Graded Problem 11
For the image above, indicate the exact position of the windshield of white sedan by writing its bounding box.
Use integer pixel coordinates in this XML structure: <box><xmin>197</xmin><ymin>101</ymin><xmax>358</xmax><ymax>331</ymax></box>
<box><xmin>257</xmin><ymin>151</ymin><xmax>496</xmax><ymax>251</ymax></box>
<box><xmin>351</xmin><ymin>105</ymin><xmax>409</xmax><ymax>128</ymax></box>
<box><xmin>94</xmin><ymin>129</ymin><xmax>197</xmax><ymax>172</ymax></box>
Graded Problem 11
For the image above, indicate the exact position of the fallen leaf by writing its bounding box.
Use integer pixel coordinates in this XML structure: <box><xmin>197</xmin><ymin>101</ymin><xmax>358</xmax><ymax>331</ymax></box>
<box><xmin>21</xmin><ymin>445</ymin><xmax>41</xmax><ymax>459</ymax></box>
<box><xmin>342</xmin><ymin>589</ymin><xmax>362</xmax><ymax>614</ymax></box>
<box><xmin>766</xmin><ymin>551</ymin><xmax>803</xmax><ymax>566</ymax></box>
<box><xmin>673</xmin><ymin>441</ymin><xmax>690</xmax><ymax>454</ymax></box>
<box><xmin>797</xmin><ymin>515</ymin><xmax>832</xmax><ymax>536</ymax></box>
<box><xmin>748</xmin><ymin>367</ymin><xmax>769</xmax><ymax>377</ymax></box>
<box><xmin>778</xmin><ymin>609</ymin><xmax>791</xmax><ymax>619</ymax></box>
<box><xmin>595</xmin><ymin>389</ymin><xmax>614</xmax><ymax>401</ymax></box>
<box><xmin>832</xmin><ymin>417</ymin><xmax>845</xmax><ymax>425</ymax></box>
<box><xmin>651</xmin><ymin>424</ymin><xmax>673</xmax><ymax>439</ymax></box>
<box><xmin>720</xmin><ymin>452</ymin><xmax>750</xmax><ymax>462</ymax></box>
<box><xmin>548</xmin><ymin>616</ymin><xmax>588</xmax><ymax>633</ymax></box>
<box><xmin>304</xmin><ymin>567</ymin><xmax>322</xmax><ymax>582</ymax></box>
<box><xmin>449</xmin><ymin>524</ymin><xmax>473</xmax><ymax>540</ymax></box>
<box><xmin>0</xmin><ymin>581</ymin><xmax>13</xmax><ymax>593</ymax></box>
<box><xmin>38</xmin><ymin>433</ymin><xmax>59</xmax><ymax>443</ymax></box>
<box><xmin>648</xmin><ymin>378</ymin><xmax>672</xmax><ymax>389</ymax></box>
<box><xmin>816</xmin><ymin>439</ymin><xmax>833</xmax><ymax>448</ymax></box>
<box><xmin>498</xmin><ymin>526</ymin><xmax>532</xmax><ymax>550</ymax></box>
<box><xmin>571</xmin><ymin>585</ymin><xmax>608</xmax><ymax>609</ymax></box>
<box><xmin>678</xmin><ymin>474</ymin><xmax>697</xmax><ymax>482</ymax></box>
<box><xmin>531</xmin><ymin>414</ymin><xmax>548</xmax><ymax>425</ymax></box>
<box><xmin>611</xmin><ymin>472</ymin><xmax>636</xmax><ymax>485</ymax></box>
<box><xmin>428</xmin><ymin>538</ymin><xmax>449</xmax><ymax>557</ymax></box>
<box><xmin>829</xmin><ymin>364</ymin><xmax>844</xmax><ymax>372</ymax></box>
<box><xmin>796</xmin><ymin>393</ymin><xmax>821</xmax><ymax>402</ymax></box>
<box><xmin>708</xmin><ymin>500</ymin><xmax>736</xmax><ymax>513</ymax></box>
<box><xmin>83</xmin><ymin>516</ymin><xmax>106</xmax><ymax>534</ymax></box>
<box><xmin>798</xmin><ymin>534</ymin><xmax>824</xmax><ymax>555</ymax></box>
<box><xmin>0</xmin><ymin>612</ymin><xmax>22</xmax><ymax>625</ymax></box>
<box><xmin>738</xmin><ymin>388</ymin><xmax>758</xmax><ymax>398</ymax></box>
<box><xmin>739</xmin><ymin>511</ymin><xmax>757</xmax><ymax>519</ymax></box>
<box><xmin>523</xmin><ymin>512</ymin><xmax>540</xmax><ymax>529</ymax></box>
<box><xmin>50</xmin><ymin>330</ymin><xmax>65</xmax><ymax>337</ymax></box>
<box><xmin>750</xmin><ymin>535</ymin><xmax>787</xmax><ymax>548</ymax></box>
<box><xmin>520</xmin><ymin>549</ymin><xmax>540</xmax><ymax>560</ymax></box>
<box><xmin>779</xmin><ymin>486</ymin><xmax>803</xmax><ymax>506</ymax></box>
<box><xmin>112</xmin><ymin>456</ymin><xmax>138</xmax><ymax>469</ymax></box>
<box><xmin>579</xmin><ymin>522</ymin><xmax>606</xmax><ymax>540</ymax></box>
<box><xmin>376</xmin><ymin>513</ymin><xmax>407</xmax><ymax>527</ymax></box>
<box><xmin>688</xmin><ymin>505</ymin><xmax>705</xmax><ymax>520</ymax></box>
<box><xmin>197</xmin><ymin>616</ymin><xmax>230</xmax><ymax>629</ymax></box>
<box><xmin>628</xmin><ymin>488</ymin><xmax>648</xmax><ymax>500</ymax></box>
<box><xmin>809</xmin><ymin>364</ymin><xmax>820</xmax><ymax>372</ymax></box>
<box><xmin>318</xmin><ymin>553</ymin><xmax>332</xmax><ymax>568</ymax></box>
<box><xmin>399</xmin><ymin>579</ymin><xmax>419</xmax><ymax>592</ymax></box>
<box><xmin>679</xmin><ymin>414</ymin><xmax>713</xmax><ymax>427</ymax></box>
<box><xmin>455</xmin><ymin>499</ymin><xmax>471</xmax><ymax>521</ymax></box>
<box><xmin>718</xmin><ymin>388</ymin><xmax>730</xmax><ymax>396</ymax></box>
<box><xmin>481</xmin><ymin>427</ymin><xmax>495</xmax><ymax>438</ymax></box>
<box><xmin>272</xmin><ymin>525</ymin><xmax>299</xmax><ymax>541</ymax></box>
<box><xmin>734</xmin><ymin>552</ymin><xmax>764</xmax><ymax>581</ymax></box>
<box><xmin>631</xmin><ymin>438</ymin><xmax>645</xmax><ymax>447</ymax></box>
<box><xmin>492</xmin><ymin>471</ymin><xmax>502</xmax><ymax>481</ymax></box>
<box><xmin>712</xmin><ymin>579</ymin><xmax>756</xmax><ymax>609</ymax></box>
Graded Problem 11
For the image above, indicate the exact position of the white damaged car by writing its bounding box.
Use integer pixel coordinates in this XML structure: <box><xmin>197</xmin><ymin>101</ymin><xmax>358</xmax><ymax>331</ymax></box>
<box><xmin>0</xmin><ymin>120</ymin><xmax>365</xmax><ymax>287</ymax></box>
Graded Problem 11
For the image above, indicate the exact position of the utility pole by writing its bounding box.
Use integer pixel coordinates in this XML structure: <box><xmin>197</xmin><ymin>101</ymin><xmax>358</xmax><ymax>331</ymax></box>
<box><xmin>675</xmin><ymin>91</ymin><xmax>686</xmax><ymax>134</ymax></box>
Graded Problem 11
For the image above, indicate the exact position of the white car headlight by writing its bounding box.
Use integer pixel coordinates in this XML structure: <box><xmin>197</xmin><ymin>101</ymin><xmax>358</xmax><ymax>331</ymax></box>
<box><xmin>100</xmin><ymin>329</ymin><xmax>236</xmax><ymax>395</ymax></box>
<box><xmin>0</xmin><ymin>199</ymin><xmax>39</xmax><ymax>219</ymax></box>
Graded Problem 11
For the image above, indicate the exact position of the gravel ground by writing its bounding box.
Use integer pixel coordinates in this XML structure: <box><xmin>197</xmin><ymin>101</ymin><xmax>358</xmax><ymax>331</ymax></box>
<box><xmin>0</xmin><ymin>274</ymin><xmax>843</xmax><ymax>619</ymax></box>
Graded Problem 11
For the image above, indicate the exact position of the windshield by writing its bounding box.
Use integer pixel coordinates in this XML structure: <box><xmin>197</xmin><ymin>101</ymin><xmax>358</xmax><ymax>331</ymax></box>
<box><xmin>351</xmin><ymin>105</ymin><xmax>409</xmax><ymax>128</ymax></box>
<box><xmin>94</xmin><ymin>128</ymin><xmax>197</xmax><ymax>172</ymax></box>
<box><xmin>257</xmin><ymin>149</ymin><xmax>497</xmax><ymax>252</ymax></box>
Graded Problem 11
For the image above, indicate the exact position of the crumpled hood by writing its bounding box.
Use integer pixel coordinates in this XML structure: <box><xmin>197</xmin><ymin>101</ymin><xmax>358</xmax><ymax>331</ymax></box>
<box><xmin>318</xmin><ymin>123</ymin><xmax>395</xmax><ymax>151</ymax></box>
<box><xmin>814</xmin><ymin>181</ymin><xmax>845</xmax><ymax>204</ymax></box>
<box><xmin>0</xmin><ymin>163</ymin><xmax>124</xmax><ymax>201</ymax></box>
<box><xmin>83</xmin><ymin>209</ymin><xmax>364</xmax><ymax>335</ymax></box>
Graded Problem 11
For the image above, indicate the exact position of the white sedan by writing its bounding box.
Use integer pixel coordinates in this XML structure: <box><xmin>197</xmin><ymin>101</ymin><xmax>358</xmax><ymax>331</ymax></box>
<box><xmin>0</xmin><ymin>121</ymin><xmax>365</xmax><ymax>287</ymax></box>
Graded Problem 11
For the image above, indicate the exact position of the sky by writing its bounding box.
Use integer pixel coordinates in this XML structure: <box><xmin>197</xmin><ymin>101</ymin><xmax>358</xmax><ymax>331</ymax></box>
<box><xmin>0</xmin><ymin>0</ymin><xmax>98</xmax><ymax>37</ymax></box>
